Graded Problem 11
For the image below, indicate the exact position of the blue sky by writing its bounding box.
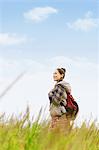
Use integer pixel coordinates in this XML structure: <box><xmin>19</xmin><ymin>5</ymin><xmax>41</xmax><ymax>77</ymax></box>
<box><xmin>0</xmin><ymin>0</ymin><xmax>99</xmax><ymax>124</ymax></box>
<box><xmin>0</xmin><ymin>0</ymin><xmax>98</xmax><ymax>61</ymax></box>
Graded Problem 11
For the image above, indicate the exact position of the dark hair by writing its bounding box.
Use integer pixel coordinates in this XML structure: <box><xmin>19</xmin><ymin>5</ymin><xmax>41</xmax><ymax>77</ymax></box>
<box><xmin>57</xmin><ymin>68</ymin><xmax>66</xmax><ymax>79</ymax></box>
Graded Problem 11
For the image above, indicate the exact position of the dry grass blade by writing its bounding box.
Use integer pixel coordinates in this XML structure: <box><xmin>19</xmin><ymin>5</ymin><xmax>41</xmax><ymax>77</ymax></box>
<box><xmin>0</xmin><ymin>71</ymin><xmax>26</xmax><ymax>100</ymax></box>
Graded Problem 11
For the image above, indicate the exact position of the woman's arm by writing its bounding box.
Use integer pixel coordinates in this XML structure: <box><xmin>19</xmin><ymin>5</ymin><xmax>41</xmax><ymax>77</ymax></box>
<box><xmin>48</xmin><ymin>85</ymin><xmax>65</xmax><ymax>105</ymax></box>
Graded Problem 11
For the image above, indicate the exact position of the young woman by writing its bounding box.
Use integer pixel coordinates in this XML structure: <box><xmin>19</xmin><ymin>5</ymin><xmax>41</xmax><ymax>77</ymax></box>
<box><xmin>48</xmin><ymin>68</ymin><xmax>72</xmax><ymax>129</ymax></box>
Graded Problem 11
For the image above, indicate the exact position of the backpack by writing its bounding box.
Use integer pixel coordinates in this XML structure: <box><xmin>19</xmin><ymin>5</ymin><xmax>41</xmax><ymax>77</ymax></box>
<box><xmin>65</xmin><ymin>92</ymin><xmax>79</xmax><ymax>118</ymax></box>
<box><xmin>59</xmin><ymin>84</ymin><xmax>79</xmax><ymax>118</ymax></box>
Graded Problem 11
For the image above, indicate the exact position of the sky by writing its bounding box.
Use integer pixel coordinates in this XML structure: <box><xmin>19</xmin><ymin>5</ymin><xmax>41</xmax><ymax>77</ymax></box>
<box><xmin>0</xmin><ymin>0</ymin><xmax>99</xmax><ymax>125</ymax></box>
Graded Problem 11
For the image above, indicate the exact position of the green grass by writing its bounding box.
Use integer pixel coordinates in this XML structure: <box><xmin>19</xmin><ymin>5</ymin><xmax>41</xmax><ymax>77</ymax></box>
<box><xmin>0</xmin><ymin>107</ymin><xmax>99</xmax><ymax>150</ymax></box>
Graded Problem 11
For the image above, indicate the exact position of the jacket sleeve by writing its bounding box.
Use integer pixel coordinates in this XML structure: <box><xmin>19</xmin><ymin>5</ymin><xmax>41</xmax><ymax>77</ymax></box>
<box><xmin>48</xmin><ymin>85</ymin><xmax>64</xmax><ymax>105</ymax></box>
<box><xmin>65</xmin><ymin>83</ymin><xmax>71</xmax><ymax>93</ymax></box>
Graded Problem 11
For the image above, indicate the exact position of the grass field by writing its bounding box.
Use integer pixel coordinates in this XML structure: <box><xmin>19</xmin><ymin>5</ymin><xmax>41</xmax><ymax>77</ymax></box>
<box><xmin>0</xmin><ymin>107</ymin><xmax>99</xmax><ymax>150</ymax></box>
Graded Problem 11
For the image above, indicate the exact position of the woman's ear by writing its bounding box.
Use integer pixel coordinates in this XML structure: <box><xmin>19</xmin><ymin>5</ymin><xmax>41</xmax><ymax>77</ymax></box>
<box><xmin>61</xmin><ymin>74</ymin><xmax>64</xmax><ymax>78</ymax></box>
<box><xmin>60</xmin><ymin>74</ymin><xmax>64</xmax><ymax>80</ymax></box>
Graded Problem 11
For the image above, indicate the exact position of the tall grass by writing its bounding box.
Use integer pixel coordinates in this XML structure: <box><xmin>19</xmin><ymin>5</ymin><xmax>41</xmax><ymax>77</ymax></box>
<box><xmin>0</xmin><ymin>107</ymin><xmax>99</xmax><ymax>150</ymax></box>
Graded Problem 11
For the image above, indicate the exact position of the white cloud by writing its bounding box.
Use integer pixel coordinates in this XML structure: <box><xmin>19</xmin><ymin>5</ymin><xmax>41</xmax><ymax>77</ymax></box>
<box><xmin>24</xmin><ymin>6</ymin><xmax>58</xmax><ymax>23</ymax></box>
<box><xmin>0</xmin><ymin>56</ymin><xmax>98</xmax><ymax>125</ymax></box>
<box><xmin>67</xmin><ymin>11</ymin><xmax>99</xmax><ymax>31</ymax></box>
<box><xmin>0</xmin><ymin>33</ymin><xmax>27</xmax><ymax>45</ymax></box>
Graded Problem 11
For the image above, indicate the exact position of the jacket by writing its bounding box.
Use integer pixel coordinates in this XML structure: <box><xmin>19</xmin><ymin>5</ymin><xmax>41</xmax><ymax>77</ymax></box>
<box><xmin>48</xmin><ymin>80</ymin><xmax>71</xmax><ymax>117</ymax></box>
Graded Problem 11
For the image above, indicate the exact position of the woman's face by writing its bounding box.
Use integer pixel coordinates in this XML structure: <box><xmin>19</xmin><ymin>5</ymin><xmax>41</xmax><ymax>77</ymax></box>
<box><xmin>53</xmin><ymin>69</ymin><xmax>63</xmax><ymax>81</ymax></box>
